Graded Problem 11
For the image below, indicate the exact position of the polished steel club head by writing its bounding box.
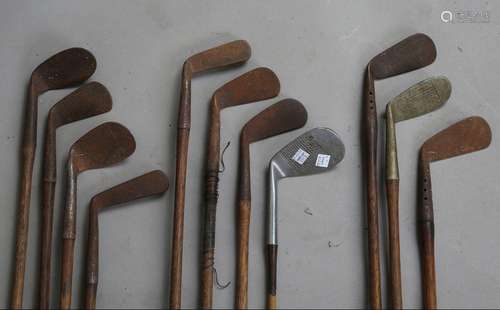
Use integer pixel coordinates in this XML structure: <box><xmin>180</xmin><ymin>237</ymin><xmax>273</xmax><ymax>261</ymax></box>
<box><xmin>268</xmin><ymin>127</ymin><xmax>345</xmax><ymax>244</ymax></box>
<box><xmin>386</xmin><ymin>76</ymin><xmax>452</xmax><ymax>179</ymax></box>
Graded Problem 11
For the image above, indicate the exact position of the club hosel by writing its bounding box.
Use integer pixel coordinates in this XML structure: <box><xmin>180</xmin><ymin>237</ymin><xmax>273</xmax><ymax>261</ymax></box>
<box><xmin>42</xmin><ymin>118</ymin><xmax>57</xmax><ymax>184</ymax></box>
<box><xmin>385</xmin><ymin>106</ymin><xmax>399</xmax><ymax>181</ymax></box>
<box><xmin>177</xmin><ymin>63</ymin><xmax>193</xmax><ymax>130</ymax></box>
<box><xmin>63</xmin><ymin>159</ymin><xmax>78</xmax><ymax>240</ymax></box>
<box><xmin>238</xmin><ymin>139</ymin><xmax>251</xmax><ymax>201</ymax></box>
<box><xmin>267</xmin><ymin>163</ymin><xmax>280</xmax><ymax>245</ymax></box>
<box><xmin>418</xmin><ymin>156</ymin><xmax>434</xmax><ymax>231</ymax></box>
<box><xmin>86</xmin><ymin>204</ymin><xmax>100</xmax><ymax>286</ymax></box>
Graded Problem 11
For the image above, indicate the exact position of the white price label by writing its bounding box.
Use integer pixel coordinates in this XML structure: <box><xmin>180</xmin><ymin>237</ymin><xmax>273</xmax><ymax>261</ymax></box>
<box><xmin>315</xmin><ymin>154</ymin><xmax>331</xmax><ymax>168</ymax></box>
<box><xmin>292</xmin><ymin>148</ymin><xmax>310</xmax><ymax>165</ymax></box>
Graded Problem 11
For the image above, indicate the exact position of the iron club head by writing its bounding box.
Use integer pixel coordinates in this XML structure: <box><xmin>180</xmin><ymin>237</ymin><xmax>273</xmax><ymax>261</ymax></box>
<box><xmin>420</xmin><ymin>116</ymin><xmax>492</xmax><ymax>163</ymax></box>
<box><xmin>267</xmin><ymin>127</ymin><xmax>345</xmax><ymax>245</ymax></box>
<box><xmin>386</xmin><ymin>76</ymin><xmax>452</xmax><ymax>179</ymax></box>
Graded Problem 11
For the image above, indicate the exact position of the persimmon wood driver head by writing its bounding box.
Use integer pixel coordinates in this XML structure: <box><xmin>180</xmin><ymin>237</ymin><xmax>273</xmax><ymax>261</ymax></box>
<box><xmin>418</xmin><ymin>116</ymin><xmax>491</xmax><ymax>309</ymax></box>
<box><xmin>39</xmin><ymin>82</ymin><xmax>112</xmax><ymax>308</ymax></box>
<box><xmin>85</xmin><ymin>170</ymin><xmax>169</xmax><ymax>309</ymax></box>
<box><xmin>266</xmin><ymin>127</ymin><xmax>344</xmax><ymax>309</ymax></box>
<box><xmin>386</xmin><ymin>76</ymin><xmax>451</xmax><ymax>180</ymax></box>
<box><xmin>236</xmin><ymin>98</ymin><xmax>307</xmax><ymax>309</ymax></box>
<box><xmin>59</xmin><ymin>122</ymin><xmax>135</xmax><ymax>309</ymax></box>
<box><xmin>12</xmin><ymin>47</ymin><xmax>97</xmax><ymax>309</ymax></box>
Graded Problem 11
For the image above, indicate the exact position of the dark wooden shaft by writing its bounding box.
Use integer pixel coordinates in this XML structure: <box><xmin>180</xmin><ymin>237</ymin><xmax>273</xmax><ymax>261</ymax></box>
<box><xmin>85</xmin><ymin>206</ymin><xmax>99</xmax><ymax>310</ymax></box>
<box><xmin>266</xmin><ymin>244</ymin><xmax>278</xmax><ymax>309</ymax></box>
<box><xmin>386</xmin><ymin>179</ymin><xmax>402</xmax><ymax>309</ymax></box>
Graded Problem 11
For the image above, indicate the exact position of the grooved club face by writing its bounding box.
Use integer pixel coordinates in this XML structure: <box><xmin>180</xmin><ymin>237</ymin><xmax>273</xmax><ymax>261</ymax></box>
<box><xmin>421</xmin><ymin>116</ymin><xmax>492</xmax><ymax>162</ymax></box>
<box><xmin>370</xmin><ymin>33</ymin><xmax>436</xmax><ymax>79</ymax></box>
<box><xmin>270</xmin><ymin>127</ymin><xmax>345</xmax><ymax>180</ymax></box>
<box><xmin>388</xmin><ymin>76</ymin><xmax>451</xmax><ymax>123</ymax></box>
<box><xmin>70</xmin><ymin>122</ymin><xmax>136</xmax><ymax>173</ymax></box>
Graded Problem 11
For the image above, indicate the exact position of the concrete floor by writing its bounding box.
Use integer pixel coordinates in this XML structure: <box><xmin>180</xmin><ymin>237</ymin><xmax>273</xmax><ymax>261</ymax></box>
<box><xmin>0</xmin><ymin>0</ymin><xmax>499</xmax><ymax>308</ymax></box>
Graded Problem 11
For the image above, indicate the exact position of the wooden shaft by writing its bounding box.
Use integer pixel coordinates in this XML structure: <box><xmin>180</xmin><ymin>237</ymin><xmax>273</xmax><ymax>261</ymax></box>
<box><xmin>39</xmin><ymin>179</ymin><xmax>56</xmax><ymax>309</ymax></box>
<box><xmin>170</xmin><ymin>66</ymin><xmax>191</xmax><ymax>309</ymax></box>
<box><xmin>386</xmin><ymin>179</ymin><xmax>402</xmax><ymax>309</ymax></box>
<box><xmin>363</xmin><ymin>69</ymin><xmax>382</xmax><ymax>309</ymax></box>
<box><xmin>85</xmin><ymin>284</ymin><xmax>97</xmax><ymax>310</ymax></box>
<box><xmin>266</xmin><ymin>244</ymin><xmax>278</xmax><ymax>310</ymax></box>
<box><xmin>200</xmin><ymin>248</ymin><xmax>214</xmax><ymax>309</ymax></box>
<box><xmin>85</xmin><ymin>207</ymin><xmax>99</xmax><ymax>310</ymax></box>
<box><xmin>11</xmin><ymin>87</ymin><xmax>37</xmax><ymax>309</ymax></box>
<box><xmin>60</xmin><ymin>238</ymin><xmax>75</xmax><ymax>309</ymax></box>
<box><xmin>418</xmin><ymin>160</ymin><xmax>437</xmax><ymax>309</ymax></box>
<box><xmin>236</xmin><ymin>199</ymin><xmax>251</xmax><ymax>309</ymax></box>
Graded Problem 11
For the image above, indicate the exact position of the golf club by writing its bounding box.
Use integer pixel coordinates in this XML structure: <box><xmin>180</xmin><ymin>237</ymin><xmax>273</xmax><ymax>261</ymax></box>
<box><xmin>418</xmin><ymin>116</ymin><xmax>491</xmax><ymax>309</ymax></box>
<box><xmin>59</xmin><ymin>122</ymin><xmax>135</xmax><ymax>309</ymax></box>
<box><xmin>85</xmin><ymin>170</ymin><xmax>169</xmax><ymax>309</ymax></box>
<box><xmin>39</xmin><ymin>82</ymin><xmax>112</xmax><ymax>309</ymax></box>
<box><xmin>363</xmin><ymin>33</ymin><xmax>436</xmax><ymax>309</ymax></box>
<box><xmin>12</xmin><ymin>47</ymin><xmax>96</xmax><ymax>309</ymax></box>
<box><xmin>236</xmin><ymin>99</ymin><xmax>307</xmax><ymax>309</ymax></box>
<box><xmin>384</xmin><ymin>76</ymin><xmax>451</xmax><ymax>308</ymax></box>
<box><xmin>267</xmin><ymin>127</ymin><xmax>345</xmax><ymax>309</ymax></box>
<box><xmin>201</xmin><ymin>67</ymin><xmax>280</xmax><ymax>309</ymax></box>
<box><xmin>171</xmin><ymin>40</ymin><xmax>251</xmax><ymax>309</ymax></box>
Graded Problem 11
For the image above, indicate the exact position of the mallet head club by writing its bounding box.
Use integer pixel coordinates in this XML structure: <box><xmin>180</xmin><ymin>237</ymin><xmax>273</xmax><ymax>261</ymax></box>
<box><xmin>200</xmin><ymin>67</ymin><xmax>280</xmax><ymax>309</ymax></box>
<box><xmin>171</xmin><ymin>40</ymin><xmax>251</xmax><ymax>309</ymax></box>
<box><xmin>12</xmin><ymin>47</ymin><xmax>96</xmax><ymax>308</ymax></box>
<box><xmin>85</xmin><ymin>170</ymin><xmax>169</xmax><ymax>309</ymax></box>
<box><xmin>363</xmin><ymin>33</ymin><xmax>436</xmax><ymax>309</ymax></box>
<box><xmin>384</xmin><ymin>76</ymin><xmax>451</xmax><ymax>308</ymax></box>
<box><xmin>236</xmin><ymin>98</ymin><xmax>307</xmax><ymax>309</ymax></box>
<box><xmin>267</xmin><ymin>127</ymin><xmax>344</xmax><ymax>309</ymax></box>
<box><xmin>39</xmin><ymin>82</ymin><xmax>112</xmax><ymax>308</ymax></box>
<box><xmin>418</xmin><ymin>116</ymin><xmax>491</xmax><ymax>309</ymax></box>
<box><xmin>60</xmin><ymin>122</ymin><xmax>135</xmax><ymax>309</ymax></box>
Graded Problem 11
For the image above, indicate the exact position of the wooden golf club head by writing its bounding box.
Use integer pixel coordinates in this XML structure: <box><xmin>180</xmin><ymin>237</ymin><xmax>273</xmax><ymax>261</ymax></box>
<box><xmin>85</xmin><ymin>170</ymin><xmax>168</xmax><ymax>309</ymax></box>
<box><xmin>241</xmin><ymin>99</ymin><xmax>307</xmax><ymax>145</ymax></box>
<box><xmin>186</xmin><ymin>40</ymin><xmax>251</xmax><ymax>74</ymax></box>
<box><xmin>91</xmin><ymin>170</ymin><xmax>169</xmax><ymax>210</ymax></box>
<box><xmin>69</xmin><ymin>122</ymin><xmax>136</xmax><ymax>174</ymax></box>
<box><xmin>31</xmin><ymin>48</ymin><xmax>96</xmax><ymax>93</ymax></box>
<box><xmin>421</xmin><ymin>116</ymin><xmax>491</xmax><ymax>163</ymax></box>
<box><xmin>370</xmin><ymin>33</ymin><xmax>436</xmax><ymax>79</ymax></box>
<box><xmin>214</xmin><ymin>67</ymin><xmax>280</xmax><ymax>109</ymax></box>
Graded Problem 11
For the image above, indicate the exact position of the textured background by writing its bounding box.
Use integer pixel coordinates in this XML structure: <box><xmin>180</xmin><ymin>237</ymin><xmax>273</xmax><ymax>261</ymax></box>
<box><xmin>0</xmin><ymin>0</ymin><xmax>499</xmax><ymax>308</ymax></box>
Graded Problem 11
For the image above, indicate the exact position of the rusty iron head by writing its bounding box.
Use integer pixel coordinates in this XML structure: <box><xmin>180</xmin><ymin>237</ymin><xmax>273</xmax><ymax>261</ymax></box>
<box><xmin>69</xmin><ymin>122</ymin><xmax>136</xmax><ymax>174</ymax></box>
<box><xmin>369</xmin><ymin>33</ymin><xmax>436</xmax><ymax>79</ymax></box>
<box><xmin>31</xmin><ymin>48</ymin><xmax>96</xmax><ymax>93</ymax></box>
<box><xmin>420</xmin><ymin>116</ymin><xmax>492</xmax><ymax>163</ymax></box>
<box><xmin>213</xmin><ymin>67</ymin><xmax>280</xmax><ymax>110</ymax></box>
<box><xmin>90</xmin><ymin>170</ymin><xmax>169</xmax><ymax>210</ymax></box>
<box><xmin>241</xmin><ymin>99</ymin><xmax>307</xmax><ymax>145</ymax></box>
<box><xmin>386</xmin><ymin>77</ymin><xmax>451</xmax><ymax>179</ymax></box>
<box><xmin>186</xmin><ymin>40</ymin><xmax>251</xmax><ymax>75</ymax></box>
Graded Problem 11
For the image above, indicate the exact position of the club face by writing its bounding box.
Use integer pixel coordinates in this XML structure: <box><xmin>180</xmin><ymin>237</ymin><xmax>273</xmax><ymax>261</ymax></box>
<box><xmin>370</xmin><ymin>33</ymin><xmax>436</xmax><ymax>80</ymax></box>
<box><xmin>70</xmin><ymin>122</ymin><xmax>136</xmax><ymax>173</ymax></box>
<box><xmin>188</xmin><ymin>40</ymin><xmax>251</xmax><ymax>74</ymax></box>
<box><xmin>215</xmin><ymin>67</ymin><xmax>280</xmax><ymax>109</ymax></box>
<box><xmin>270</xmin><ymin>127</ymin><xmax>345</xmax><ymax>180</ymax></box>
<box><xmin>241</xmin><ymin>99</ymin><xmax>307</xmax><ymax>144</ymax></box>
<box><xmin>32</xmin><ymin>48</ymin><xmax>96</xmax><ymax>92</ymax></box>
<box><xmin>93</xmin><ymin>170</ymin><xmax>169</xmax><ymax>209</ymax></box>
<box><xmin>389</xmin><ymin>76</ymin><xmax>451</xmax><ymax>123</ymax></box>
<box><xmin>421</xmin><ymin>116</ymin><xmax>492</xmax><ymax>162</ymax></box>
<box><xmin>50</xmin><ymin>82</ymin><xmax>112</xmax><ymax>127</ymax></box>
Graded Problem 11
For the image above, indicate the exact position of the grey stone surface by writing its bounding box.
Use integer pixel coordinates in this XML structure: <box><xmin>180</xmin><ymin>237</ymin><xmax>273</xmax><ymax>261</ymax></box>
<box><xmin>0</xmin><ymin>0</ymin><xmax>499</xmax><ymax>308</ymax></box>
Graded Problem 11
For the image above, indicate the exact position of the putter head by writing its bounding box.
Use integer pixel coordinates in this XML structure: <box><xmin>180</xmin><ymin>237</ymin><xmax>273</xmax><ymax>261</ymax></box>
<box><xmin>91</xmin><ymin>170</ymin><xmax>169</xmax><ymax>210</ymax></box>
<box><xmin>388</xmin><ymin>76</ymin><xmax>451</xmax><ymax>123</ymax></box>
<box><xmin>49</xmin><ymin>82</ymin><xmax>112</xmax><ymax>127</ymax></box>
<box><xmin>187</xmin><ymin>40</ymin><xmax>251</xmax><ymax>74</ymax></box>
<box><xmin>214</xmin><ymin>67</ymin><xmax>280</xmax><ymax>109</ymax></box>
<box><xmin>370</xmin><ymin>33</ymin><xmax>436</xmax><ymax>79</ymax></box>
<box><xmin>241</xmin><ymin>99</ymin><xmax>307</xmax><ymax>145</ymax></box>
<box><xmin>32</xmin><ymin>48</ymin><xmax>96</xmax><ymax>93</ymax></box>
<box><xmin>69</xmin><ymin>122</ymin><xmax>136</xmax><ymax>173</ymax></box>
<box><xmin>420</xmin><ymin>116</ymin><xmax>492</xmax><ymax>163</ymax></box>
<box><xmin>269</xmin><ymin>127</ymin><xmax>345</xmax><ymax>180</ymax></box>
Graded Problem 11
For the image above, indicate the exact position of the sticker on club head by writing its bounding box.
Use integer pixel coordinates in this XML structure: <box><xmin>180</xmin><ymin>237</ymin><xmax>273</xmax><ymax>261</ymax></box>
<box><xmin>315</xmin><ymin>154</ymin><xmax>331</xmax><ymax>168</ymax></box>
<box><xmin>292</xmin><ymin>148</ymin><xmax>310</xmax><ymax>165</ymax></box>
